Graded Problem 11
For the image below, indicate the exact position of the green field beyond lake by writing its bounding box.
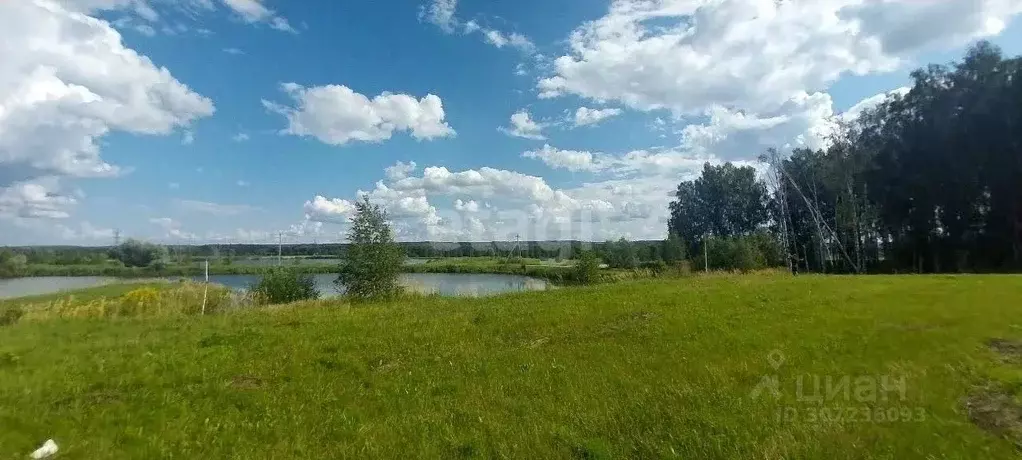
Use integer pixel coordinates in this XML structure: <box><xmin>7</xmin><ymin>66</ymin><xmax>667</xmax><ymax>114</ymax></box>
<box><xmin>3</xmin><ymin>274</ymin><xmax>1022</xmax><ymax>458</ymax></box>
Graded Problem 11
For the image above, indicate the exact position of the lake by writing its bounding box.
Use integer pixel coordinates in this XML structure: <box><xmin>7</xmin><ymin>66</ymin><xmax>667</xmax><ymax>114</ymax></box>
<box><xmin>0</xmin><ymin>276</ymin><xmax>118</xmax><ymax>300</ymax></box>
<box><xmin>0</xmin><ymin>273</ymin><xmax>547</xmax><ymax>300</ymax></box>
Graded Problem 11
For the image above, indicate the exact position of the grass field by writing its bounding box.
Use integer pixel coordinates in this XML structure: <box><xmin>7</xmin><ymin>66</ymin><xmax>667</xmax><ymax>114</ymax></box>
<box><xmin>2</xmin><ymin>274</ymin><xmax>1022</xmax><ymax>458</ymax></box>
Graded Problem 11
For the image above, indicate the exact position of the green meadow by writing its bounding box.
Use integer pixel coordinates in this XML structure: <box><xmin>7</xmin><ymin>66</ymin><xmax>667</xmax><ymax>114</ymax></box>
<box><xmin>2</xmin><ymin>274</ymin><xmax>1022</xmax><ymax>458</ymax></box>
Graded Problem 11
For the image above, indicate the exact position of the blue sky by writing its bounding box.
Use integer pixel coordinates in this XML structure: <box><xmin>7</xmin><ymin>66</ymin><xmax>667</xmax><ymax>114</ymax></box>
<box><xmin>2</xmin><ymin>0</ymin><xmax>1022</xmax><ymax>245</ymax></box>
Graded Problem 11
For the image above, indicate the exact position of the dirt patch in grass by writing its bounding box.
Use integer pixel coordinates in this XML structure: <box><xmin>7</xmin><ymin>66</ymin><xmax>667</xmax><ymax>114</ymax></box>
<box><xmin>965</xmin><ymin>388</ymin><xmax>1022</xmax><ymax>449</ymax></box>
<box><xmin>598</xmin><ymin>311</ymin><xmax>660</xmax><ymax>336</ymax></box>
<box><xmin>526</xmin><ymin>336</ymin><xmax>549</xmax><ymax>349</ymax></box>
<box><xmin>988</xmin><ymin>338</ymin><xmax>1022</xmax><ymax>363</ymax></box>
<box><xmin>229</xmin><ymin>375</ymin><xmax>264</xmax><ymax>390</ymax></box>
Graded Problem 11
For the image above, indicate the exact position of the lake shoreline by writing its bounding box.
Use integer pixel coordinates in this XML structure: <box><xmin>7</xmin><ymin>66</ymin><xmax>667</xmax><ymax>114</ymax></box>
<box><xmin>0</xmin><ymin>273</ymin><xmax>552</xmax><ymax>300</ymax></box>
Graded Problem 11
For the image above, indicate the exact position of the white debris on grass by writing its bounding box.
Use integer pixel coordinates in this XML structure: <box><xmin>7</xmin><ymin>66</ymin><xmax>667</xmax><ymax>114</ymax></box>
<box><xmin>30</xmin><ymin>439</ymin><xmax>58</xmax><ymax>459</ymax></box>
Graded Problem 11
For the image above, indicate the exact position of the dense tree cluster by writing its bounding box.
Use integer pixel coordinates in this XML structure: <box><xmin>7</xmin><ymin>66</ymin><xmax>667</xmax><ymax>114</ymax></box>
<box><xmin>670</xmin><ymin>42</ymin><xmax>1022</xmax><ymax>274</ymax></box>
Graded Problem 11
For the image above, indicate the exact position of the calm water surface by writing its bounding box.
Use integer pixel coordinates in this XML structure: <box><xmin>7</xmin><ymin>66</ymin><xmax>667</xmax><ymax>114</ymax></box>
<box><xmin>190</xmin><ymin>273</ymin><xmax>547</xmax><ymax>297</ymax></box>
<box><xmin>0</xmin><ymin>276</ymin><xmax>117</xmax><ymax>300</ymax></box>
<box><xmin>0</xmin><ymin>273</ymin><xmax>546</xmax><ymax>299</ymax></box>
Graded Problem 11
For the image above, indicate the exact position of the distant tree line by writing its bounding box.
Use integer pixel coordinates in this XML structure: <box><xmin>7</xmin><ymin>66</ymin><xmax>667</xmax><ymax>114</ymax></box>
<box><xmin>669</xmin><ymin>42</ymin><xmax>1022</xmax><ymax>274</ymax></box>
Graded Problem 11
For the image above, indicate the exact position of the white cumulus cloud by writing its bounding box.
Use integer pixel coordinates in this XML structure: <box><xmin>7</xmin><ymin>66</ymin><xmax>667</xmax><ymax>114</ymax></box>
<box><xmin>573</xmin><ymin>106</ymin><xmax>622</xmax><ymax>127</ymax></box>
<box><xmin>0</xmin><ymin>0</ymin><xmax>213</xmax><ymax>220</ymax></box>
<box><xmin>538</xmin><ymin>0</ymin><xmax>1022</xmax><ymax>114</ymax></box>
<box><xmin>523</xmin><ymin>144</ymin><xmax>603</xmax><ymax>172</ymax></box>
<box><xmin>303</xmin><ymin>195</ymin><xmax>355</xmax><ymax>223</ymax></box>
<box><xmin>263</xmin><ymin>83</ymin><xmax>455</xmax><ymax>146</ymax></box>
<box><xmin>421</xmin><ymin>0</ymin><xmax>458</xmax><ymax>33</ymax></box>
<box><xmin>499</xmin><ymin>109</ymin><xmax>546</xmax><ymax>140</ymax></box>
<box><xmin>385</xmin><ymin>161</ymin><xmax>418</xmax><ymax>181</ymax></box>
<box><xmin>454</xmin><ymin>199</ymin><xmax>479</xmax><ymax>213</ymax></box>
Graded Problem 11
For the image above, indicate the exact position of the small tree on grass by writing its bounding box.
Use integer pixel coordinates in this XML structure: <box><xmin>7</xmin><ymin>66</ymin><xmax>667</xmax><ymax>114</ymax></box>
<box><xmin>337</xmin><ymin>196</ymin><xmax>405</xmax><ymax>300</ymax></box>
<box><xmin>573</xmin><ymin>250</ymin><xmax>601</xmax><ymax>285</ymax></box>
<box><xmin>606</xmin><ymin>237</ymin><xmax>638</xmax><ymax>269</ymax></box>
<box><xmin>251</xmin><ymin>267</ymin><xmax>319</xmax><ymax>305</ymax></box>
<box><xmin>662</xmin><ymin>232</ymin><xmax>687</xmax><ymax>266</ymax></box>
<box><xmin>109</xmin><ymin>239</ymin><xmax>165</xmax><ymax>268</ymax></box>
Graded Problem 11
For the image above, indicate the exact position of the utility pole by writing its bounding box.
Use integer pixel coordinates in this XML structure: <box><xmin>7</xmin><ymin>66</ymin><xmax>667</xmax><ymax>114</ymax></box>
<box><xmin>277</xmin><ymin>232</ymin><xmax>283</xmax><ymax>266</ymax></box>
<box><xmin>113</xmin><ymin>229</ymin><xmax>121</xmax><ymax>247</ymax></box>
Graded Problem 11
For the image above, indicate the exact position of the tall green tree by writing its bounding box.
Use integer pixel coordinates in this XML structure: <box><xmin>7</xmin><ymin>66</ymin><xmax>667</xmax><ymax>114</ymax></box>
<box><xmin>337</xmin><ymin>196</ymin><xmax>405</xmax><ymax>300</ymax></box>
<box><xmin>668</xmin><ymin>162</ymin><xmax>770</xmax><ymax>250</ymax></box>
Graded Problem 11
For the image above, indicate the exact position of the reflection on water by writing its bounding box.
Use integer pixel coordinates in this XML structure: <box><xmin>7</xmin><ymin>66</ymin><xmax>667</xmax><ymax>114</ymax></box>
<box><xmin>0</xmin><ymin>273</ymin><xmax>548</xmax><ymax>300</ymax></box>
<box><xmin>195</xmin><ymin>273</ymin><xmax>547</xmax><ymax>298</ymax></box>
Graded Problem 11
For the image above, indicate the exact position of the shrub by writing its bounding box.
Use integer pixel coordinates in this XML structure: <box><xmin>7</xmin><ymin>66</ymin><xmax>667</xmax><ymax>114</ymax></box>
<box><xmin>605</xmin><ymin>238</ymin><xmax>638</xmax><ymax>269</ymax></box>
<box><xmin>573</xmin><ymin>250</ymin><xmax>601</xmax><ymax>285</ymax></box>
<box><xmin>251</xmin><ymin>268</ymin><xmax>319</xmax><ymax>305</ymax></box>
<box><xmin>662</xmin><ymin>233</ymin><xmax>687</xmax><ymax>266</ymax></box>
<box><xmin>0</xmin><ymin>305</ymin><xmax>24</xmax><ymax>326</ymax></box>
<box><xmin>109</xmin><ymin>239</ymin><xmax>166</xmax><ymax>268</ymax></box>
<box><xmin>702</xmin><ymin>235</ymin><xmax>770</xmax><ymax>272</ymax></box>
<box><xmin>638</xmin><ymin>260</ymin><xmax>669</xmax><ymax>276</ymax></box>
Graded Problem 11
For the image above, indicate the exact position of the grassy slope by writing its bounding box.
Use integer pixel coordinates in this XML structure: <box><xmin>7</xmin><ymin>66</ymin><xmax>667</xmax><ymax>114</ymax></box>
<box><xmin>2</xmin><ymin>275</ymin><xmax>1022</xmax><ymax>458</ymax></box>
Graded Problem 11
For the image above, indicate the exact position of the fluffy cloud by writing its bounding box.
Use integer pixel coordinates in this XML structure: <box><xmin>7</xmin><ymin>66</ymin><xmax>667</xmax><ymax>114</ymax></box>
<box><xmin>680</xmin><ymin>91</ymin><xmax>838</xmax><ymax>161</ymax></box>
<box><xmin>538</xmin><ymin>0</ymin><xmax>1022</xmax><ymax>114</ymax></box>
<box><xmin>391</xmin><ymin>166</ymin><xmax>557</xmax><ymax>202</ymax></box>
<box><xmin>523</xmin><ymin>144</ymin><xmax>602</xmax><ymax>172</ymax></box>
<box><xmin>499</xmin><ymin>110</ymin><xmax>546</xmax><ymax>140</ymax></box>
<box><xmin>385</xmin><ymin>161</ymin><xmax>418</xmax><ymax>181</ymax></box>
<box><xmin>263</xmin><ymin>83</ymin><xmax>455</xmax><ymax>146</ymax></box>
<box><xmin>303</xmin><ymin>195</ymin><xmax>355</xmax><ymax>223</ymax></box>
<box><xmin>573</xmin><ymin>107</ymin><xmax>621</xmax><ymax>127</ymax></box>
<box><xmin>305</xmin><ymin>158</ymin><xmax>696</xmax><ymax>241</ymax></box>
<box><xmin>0</xmin><ymin>0</ymin><xmax>213</xmax><ymax>220</ymax></box>
<box><xmin>421</xmin><ymin>0</ymin><xmax>458</xmax><ymax>33</ymax></box>
<box><xmin>523</xmin><ymin>143</ymin><xmax>715</xmax><ymax>178</ymax></box>
<box><xmin>0</xmin><ymin>180</ymin><xmax>78</xmax><ymax>219</ymax></box>
<box><xmin>454</xmin><ymin>199</ymin><xmax>479</xmax><ymax>213</ymax></box>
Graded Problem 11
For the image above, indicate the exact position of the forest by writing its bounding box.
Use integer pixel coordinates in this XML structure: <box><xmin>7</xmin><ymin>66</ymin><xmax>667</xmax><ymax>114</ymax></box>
<box><xmin>669</xmin><ymin>42</ymin><xmax>1022</xmax><ymax>274</ymax></box>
